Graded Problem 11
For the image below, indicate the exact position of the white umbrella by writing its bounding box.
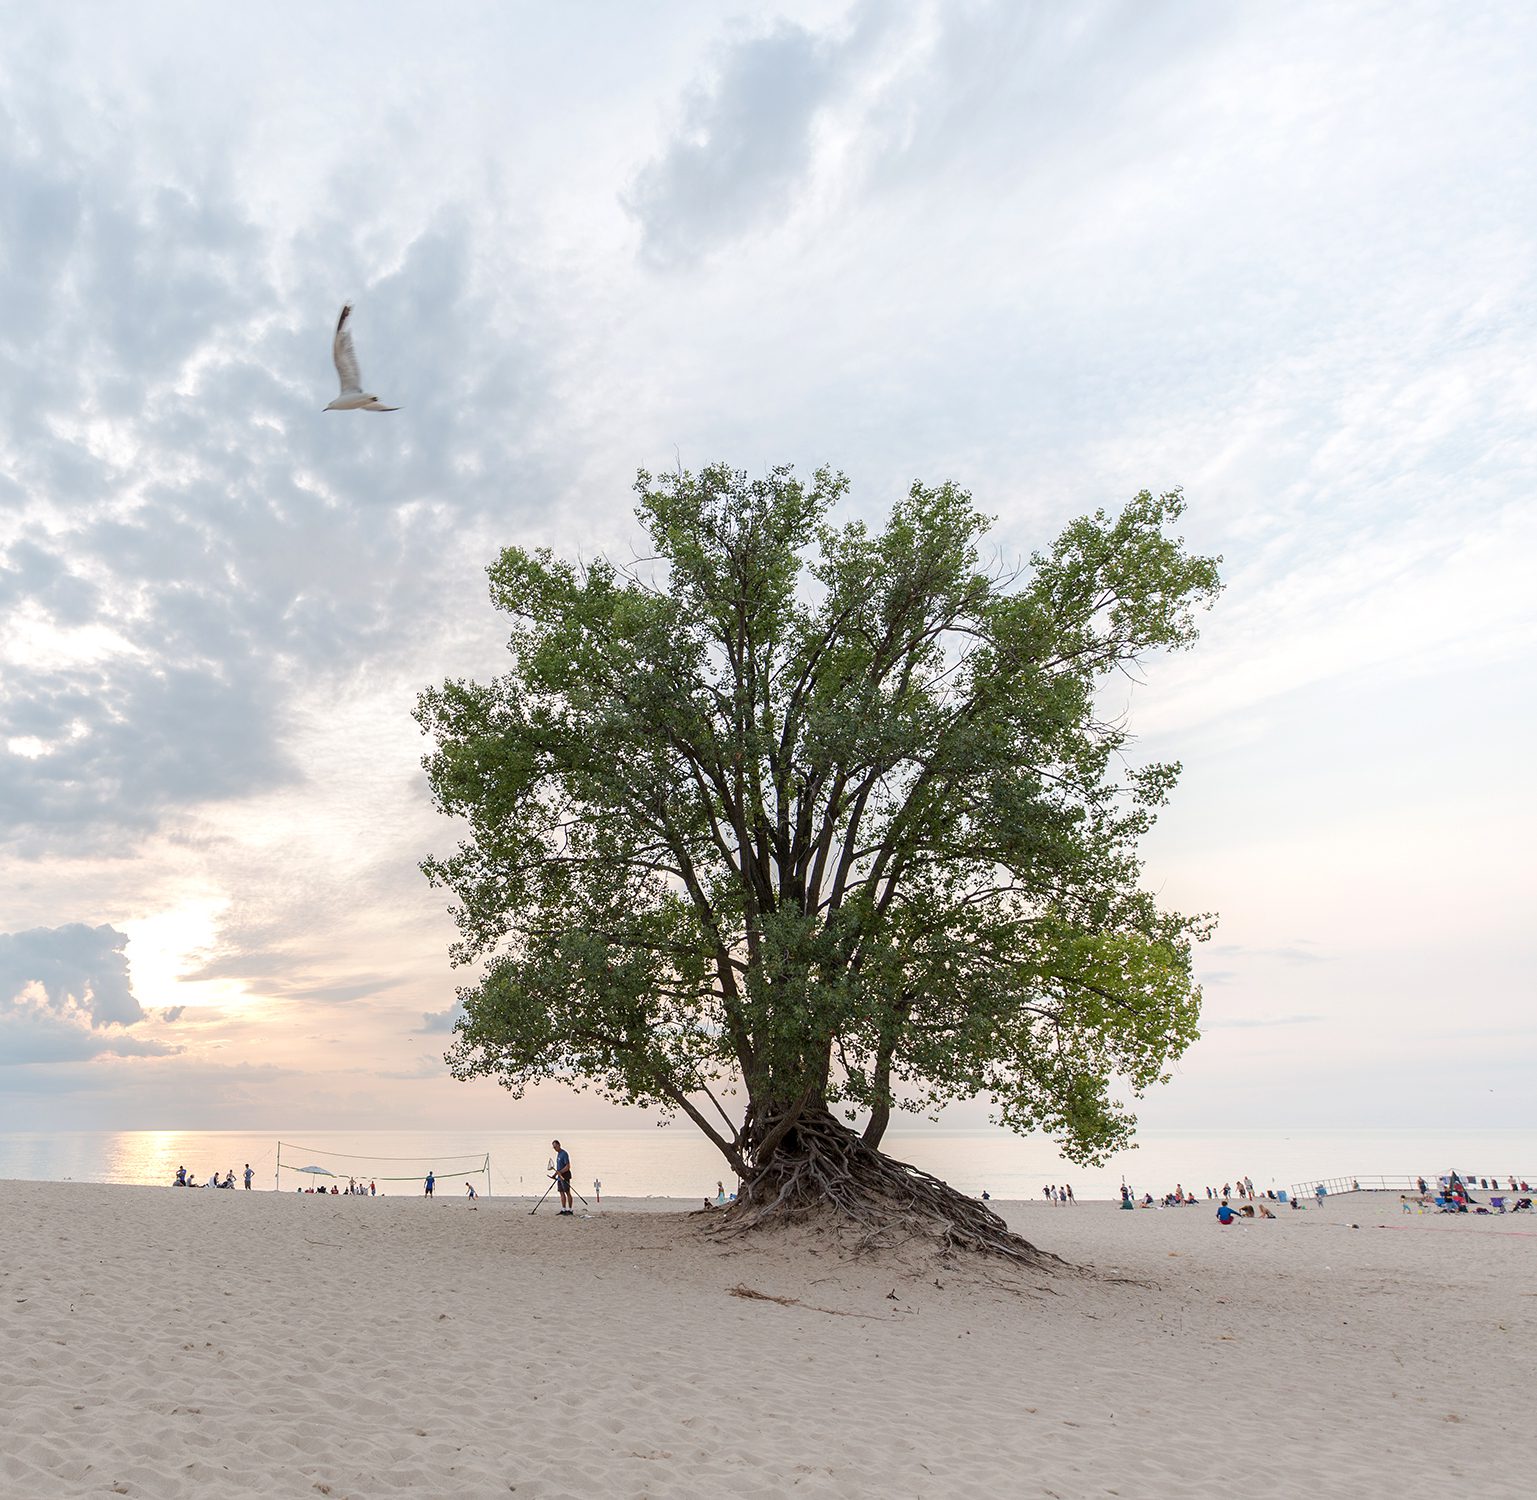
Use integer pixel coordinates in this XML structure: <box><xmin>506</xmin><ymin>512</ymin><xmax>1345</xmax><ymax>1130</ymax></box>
<box><xmin>296</xmin><ymin>1165</ymin><xmax>337</xmax><ymax>1177</ymax></box>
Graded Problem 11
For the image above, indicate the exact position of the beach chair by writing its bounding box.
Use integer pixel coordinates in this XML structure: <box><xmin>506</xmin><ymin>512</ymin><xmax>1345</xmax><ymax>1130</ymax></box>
<box><xmin>1490</xmin><ymin>1196</ymin><xmax>1505</xmax><ymax>1213</ymax></box>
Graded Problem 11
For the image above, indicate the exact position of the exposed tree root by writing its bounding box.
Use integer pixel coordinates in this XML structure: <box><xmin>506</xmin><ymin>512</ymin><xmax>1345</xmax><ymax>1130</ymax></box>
<box><xmin>715</xmin><ymin>1104</ymin><xmax>1062</xmax><ymax>1271</ymax></box>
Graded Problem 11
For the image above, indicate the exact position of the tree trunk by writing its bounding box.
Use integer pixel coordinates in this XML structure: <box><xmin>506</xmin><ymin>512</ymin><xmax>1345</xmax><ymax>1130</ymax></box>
<box><xmin>861</xmin><ymin>1096</ymin><xmax>891</xmax><ymax>1148</ymax></box>
<box><xmin>728</xmin><ymin>1098</ymin><xmax>1052</xmax><ymax>1266</ymax></box>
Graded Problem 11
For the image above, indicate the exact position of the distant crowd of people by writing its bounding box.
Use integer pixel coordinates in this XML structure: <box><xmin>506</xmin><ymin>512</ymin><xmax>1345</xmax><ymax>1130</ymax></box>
<box><xmin>173</xmin><ymin>1163</ymin><xmax>255</xmax><ymax>1190</ymax></box>
<box><xmin>1411</xmin><ymin>1171</ymin><xmax>1533</xmax><ymax>1215</ymax></box>
<box><xmin>1118</xmin><ymin>1175</ymin><xmax>1264</xmax><ymax>1208</ymax></box>
<box><xmin>298</xmin><ymin>1176</ymin><xmax>378</xmax><ymax>1195</ymax></box>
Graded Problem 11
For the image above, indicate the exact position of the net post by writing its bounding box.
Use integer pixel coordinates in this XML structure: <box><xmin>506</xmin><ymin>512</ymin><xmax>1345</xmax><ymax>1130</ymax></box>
<box><xmin>484</xmin><ymin>1154</ymin><xmax>491</xmax><ymax>1199</ymax></box>
<box><xmin>275</xmin><ymin>1141</ymin><xmax>281</xmax><ymax>1193</ymax></box>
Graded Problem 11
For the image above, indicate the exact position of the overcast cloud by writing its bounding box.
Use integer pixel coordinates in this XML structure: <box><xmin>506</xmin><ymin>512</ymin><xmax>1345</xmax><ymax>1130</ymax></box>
<box><xmin>0</xmin><ymin>1</ymin><xmax>1531</xmax><ymax>1136</ymax></box>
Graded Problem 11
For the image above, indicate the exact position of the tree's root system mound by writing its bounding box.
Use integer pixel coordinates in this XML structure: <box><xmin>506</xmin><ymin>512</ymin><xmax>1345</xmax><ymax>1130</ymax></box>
<box><xmin>708</xmin><ymin>1107</ymin><xmax>1064</xmax><ymax>1273</ymax></box>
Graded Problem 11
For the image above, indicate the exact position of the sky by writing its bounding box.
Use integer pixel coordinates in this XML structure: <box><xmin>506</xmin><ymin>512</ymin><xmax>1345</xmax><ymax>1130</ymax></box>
<box><xmin>1</xmin><ymin>1</ymin><xmax>1532</xmax><ymax>1138</ymax></box>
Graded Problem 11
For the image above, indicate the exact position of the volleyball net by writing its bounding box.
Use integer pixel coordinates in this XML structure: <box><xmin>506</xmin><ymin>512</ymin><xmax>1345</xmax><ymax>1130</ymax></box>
<box><xmin>275</xmin><ymin>1141</ymin><xmax>492</xmax><ymax>1195</ymax></box>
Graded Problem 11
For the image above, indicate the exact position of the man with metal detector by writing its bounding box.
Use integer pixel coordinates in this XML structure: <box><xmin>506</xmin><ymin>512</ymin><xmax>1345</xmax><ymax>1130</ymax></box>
<box><xmin>551</xmin><ymin>1139</ymin><xmax>574</xmax><ymax>1215</ymax></box>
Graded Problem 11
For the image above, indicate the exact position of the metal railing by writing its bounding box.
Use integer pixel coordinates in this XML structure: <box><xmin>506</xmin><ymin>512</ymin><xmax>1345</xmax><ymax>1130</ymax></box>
<box><xmin>1289</xmin><ymin>1173</ymin><xmax>1533</xmax><ymax>1202</ymax></box>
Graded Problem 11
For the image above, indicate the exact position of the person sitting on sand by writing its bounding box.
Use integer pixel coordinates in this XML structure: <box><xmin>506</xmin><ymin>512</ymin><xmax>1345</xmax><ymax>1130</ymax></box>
<box><xmin>1216</xmin><ymin>1202</ymin><xmax>1239</xmax><ymax>1225</ymax></box>
<box><xmin>1257</xmin><ymin>1204</ymin><xmax>1276</xmax><ymax>1219</ymax></box>
<box><xmin>174</xmin><ymin>1165</ymin><xmax>187</xmax><ymax>1187</ymax></box>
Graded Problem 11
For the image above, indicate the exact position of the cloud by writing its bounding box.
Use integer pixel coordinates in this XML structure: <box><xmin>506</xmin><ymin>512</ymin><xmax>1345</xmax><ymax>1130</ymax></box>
<box><xmin>0</xmin><ymin>62</ymin><xmax>565</xmax><ymax>860</ymax></box>
<box><xmin>1206</xmin><ymin>944</ymin><xmax>1330</xmax><ymax>967</ymax></box>
<box><xmin>0</xmin><ymin>922</ymin><xmax>144</xmax><ymax>1027</ymax></box>
<box><xmin>0</xmin><ymin>1055</ymin><xmax>304</xmax><ymax>1128</ymax></box>
<box><xmin>0</xmin><ymin>922</ymin><xmax>178</xmax><ymax>1063</ymax></box>
<box><xmin>282</xmin><ymin>977</ymin><xmax>403</xmax><ymax>1004</ymax></box>
<box><xmin>1202</xmin><ymin>1014</ymin><xmax>1323</xmax><ymax>1031</ymax></box>
<box><xmin>379</xmin><ymin>1053</ymin><xmax>448</xmax><ymax>1080</ymax></box>
<box><xmin>625</xmin><ymin>20</ymin><xmax>843</xmax><ymax>266</ymax></box>
<box><xmin>0</xmin><ymin>1010</ymin><xmax>176</xmax><ymax>1064</ymax></box>
<box><xmin>417</xmin><ymin>1001</ymin><xmax>465</xmax><ymax>1034</ymax></box>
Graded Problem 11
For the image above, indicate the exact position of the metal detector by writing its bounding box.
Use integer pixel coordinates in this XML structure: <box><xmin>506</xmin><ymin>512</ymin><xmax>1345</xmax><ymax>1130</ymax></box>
<box><xmin>529</xmin><ymin>1157</ymin><xmax>558</xmax><ymax>1215</ymax></box>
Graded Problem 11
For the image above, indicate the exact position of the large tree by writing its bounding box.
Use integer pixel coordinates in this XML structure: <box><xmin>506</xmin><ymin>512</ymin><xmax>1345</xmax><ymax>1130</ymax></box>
<box><xmin>416</xmin><ymin>465</ymin><xmax>1220</xmax><ymax>1259</ymax></box>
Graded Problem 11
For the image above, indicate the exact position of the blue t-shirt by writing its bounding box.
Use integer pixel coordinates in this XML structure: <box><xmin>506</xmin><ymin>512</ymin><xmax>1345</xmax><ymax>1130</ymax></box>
<box><xmin>1217</xmin><ymin>1204</ymin><xmax>1235</xmax><ymax>1223</ymax></box>
<box><xmin>555</xmin><ymin>1150</ymin><xmax>571</xmax><ymax>1177</ymax></box>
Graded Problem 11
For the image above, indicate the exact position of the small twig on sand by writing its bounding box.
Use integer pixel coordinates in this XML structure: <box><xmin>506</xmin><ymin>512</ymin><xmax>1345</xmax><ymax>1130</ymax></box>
<box><xmin>728</xmin><ymin>1284</ymin><xmax>889</xmax><ymax>1320</ymax></box>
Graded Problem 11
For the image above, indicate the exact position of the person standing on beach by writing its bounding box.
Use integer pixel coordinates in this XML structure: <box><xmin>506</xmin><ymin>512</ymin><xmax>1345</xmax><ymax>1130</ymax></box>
<box><xmin>551</xmin><ymin>1140</ymin><xmax>573</xmax><ymax>1214</ymax></box>
<box><xmin>425</xmin><ymin>1170</ymin><xmax>436</xmax><ymax>1197</ymax></box>
<box><xmin>243</xmin><ymin>1163</ymin><xmax>253</xmax><ymax>1190</ymax></box>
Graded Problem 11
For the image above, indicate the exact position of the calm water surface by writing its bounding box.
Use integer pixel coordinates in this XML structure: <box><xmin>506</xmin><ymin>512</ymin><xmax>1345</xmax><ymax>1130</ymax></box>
<box><xmin>0</xmin><ymin>1127</ymin><xmax>1530</xmax><ymax>1200</ymax></box>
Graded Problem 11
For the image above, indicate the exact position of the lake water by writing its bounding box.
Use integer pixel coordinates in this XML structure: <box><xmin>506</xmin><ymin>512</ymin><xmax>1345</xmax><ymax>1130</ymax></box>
<box><xmin>1</xmin><ymin>1126</ymin><xmax>1531</xmax><ymax>1200</ymax></box>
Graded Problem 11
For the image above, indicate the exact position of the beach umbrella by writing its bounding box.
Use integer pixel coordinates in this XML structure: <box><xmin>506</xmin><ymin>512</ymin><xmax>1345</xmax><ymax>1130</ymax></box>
<box><xmin>296</xmin><ymin>1165</ymin><xmax>337</xmax><ymax>1177</ymax></box>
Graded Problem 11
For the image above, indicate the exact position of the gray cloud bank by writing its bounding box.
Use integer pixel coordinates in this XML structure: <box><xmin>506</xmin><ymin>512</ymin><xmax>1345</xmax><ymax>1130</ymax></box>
<box><xmin>0</xmin><ymin>922</ymin><xmax>174</xmax><ymax>1063</ymax></box>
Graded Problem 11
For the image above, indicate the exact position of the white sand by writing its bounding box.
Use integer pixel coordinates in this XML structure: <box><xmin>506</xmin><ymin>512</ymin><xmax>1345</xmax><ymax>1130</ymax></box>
<box><xmin>1</xmin><ymin>1181</ymin><xmax>1530</xmax><ymax>1499</ymax></box>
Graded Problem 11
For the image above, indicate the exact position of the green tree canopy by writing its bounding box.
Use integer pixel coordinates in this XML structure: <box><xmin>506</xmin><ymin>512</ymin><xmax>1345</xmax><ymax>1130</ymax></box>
<box><xmin>417</xmin><ymin>464</ymin><xmax>1220</xmax><ymax>1246</ymax></box>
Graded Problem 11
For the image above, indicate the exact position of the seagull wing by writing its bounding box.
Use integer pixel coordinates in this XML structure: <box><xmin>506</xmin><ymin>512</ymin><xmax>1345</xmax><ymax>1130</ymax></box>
<box><xmin>332</xmin><ymin>303</ymin><xmax>364</xmax><ymax>394</ymax></box>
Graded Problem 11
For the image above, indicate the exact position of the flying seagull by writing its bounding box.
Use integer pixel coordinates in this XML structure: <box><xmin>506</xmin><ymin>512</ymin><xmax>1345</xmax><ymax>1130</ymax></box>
<box><xmin>325</xmin><ymin>303</ymin><xmax>399</xmax><ymax>411</ymax></box>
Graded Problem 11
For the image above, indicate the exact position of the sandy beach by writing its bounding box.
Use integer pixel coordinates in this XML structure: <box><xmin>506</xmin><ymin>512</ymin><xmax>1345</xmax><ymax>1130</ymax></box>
<box><xmin>1</xmin><ymin>1180</ymin><xmax>1530</xmax><ymax>1499</ymax></box>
